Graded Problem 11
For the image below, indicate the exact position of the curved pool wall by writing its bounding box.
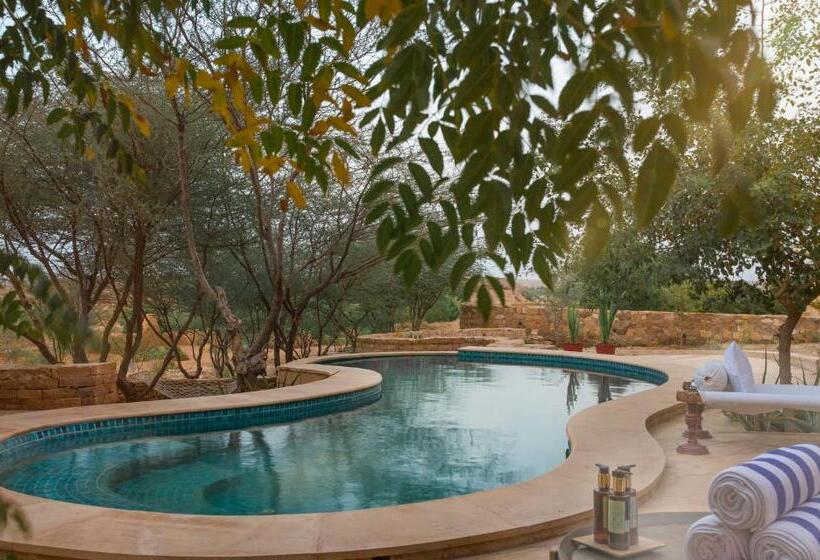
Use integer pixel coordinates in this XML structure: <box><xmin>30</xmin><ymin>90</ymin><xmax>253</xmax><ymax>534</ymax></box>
<box><xmin>0</xmin><ymin>384</ymin><xmax>382</xmax><ymax>466</ymax></box>
<box><xmin>0</xmin><ymin>351</ymin><xmax>665</xmax><ymax>471</ymax></box>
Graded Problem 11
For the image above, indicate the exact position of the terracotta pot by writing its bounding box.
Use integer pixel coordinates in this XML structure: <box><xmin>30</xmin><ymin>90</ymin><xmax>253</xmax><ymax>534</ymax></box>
<box><xmin>562</xmin><ymin>342</ymin><xmax>584</xmax><ymax>352</ymax></box>
<box><xmin>595</xmin><ymin>343</ymin><xmax>617</xmax><ymax>354</ymax></box>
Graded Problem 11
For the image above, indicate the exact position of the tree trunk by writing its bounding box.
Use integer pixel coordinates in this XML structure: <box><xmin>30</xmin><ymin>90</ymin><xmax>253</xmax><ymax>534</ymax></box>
<box><xmin>777</xmin><ymin>311</ymin><xmax>802</xmax><ymax>385</ymax></box>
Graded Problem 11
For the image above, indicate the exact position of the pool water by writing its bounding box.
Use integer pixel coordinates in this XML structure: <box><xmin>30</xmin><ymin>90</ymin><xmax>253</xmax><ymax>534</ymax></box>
<box><xmin>0</xmin><ymin>355</ymin><xmax>655</xmax><ymax>515</ymax></box>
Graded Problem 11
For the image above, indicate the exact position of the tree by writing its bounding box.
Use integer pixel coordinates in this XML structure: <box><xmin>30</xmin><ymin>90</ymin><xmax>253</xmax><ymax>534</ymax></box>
<box><xmin>656</xmin><ymin>118</ymin><xmax>819</xmax><ymax>383</ymax></box>
<box><xmin>0</xmin><ymin>0</ymin><xmax>773</xmax><ymax>328</ymax></box>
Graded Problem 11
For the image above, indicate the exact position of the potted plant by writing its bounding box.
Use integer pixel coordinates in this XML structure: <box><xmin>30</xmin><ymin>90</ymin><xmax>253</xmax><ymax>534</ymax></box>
<box><xmin>596</xmin><ymin>300</ymin><xmax>619</xmax><ymax>354</ymax></box>
<box><xmin>562</xmin><ymin>304</ymin><xmax>584</xmax><ymax>352</ymax></box>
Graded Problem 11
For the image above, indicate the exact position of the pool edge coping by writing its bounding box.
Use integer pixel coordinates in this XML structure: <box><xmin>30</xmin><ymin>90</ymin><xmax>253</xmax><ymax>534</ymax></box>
<box><xmin>0</xmin><ymin>348</ymin><xmax>690</xmax><ymax>559</ymax></box>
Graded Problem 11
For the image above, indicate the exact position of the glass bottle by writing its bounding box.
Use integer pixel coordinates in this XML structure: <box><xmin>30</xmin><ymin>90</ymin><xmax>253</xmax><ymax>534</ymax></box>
<box><xmin>608</xmin><ymin>469</ymin><xmax>630</xmax><ymax>550</ymax></box>
<box><xmin>593</xmin><ymin>464</ymin><xmax>611</xmax><ymax>544</ymax></box>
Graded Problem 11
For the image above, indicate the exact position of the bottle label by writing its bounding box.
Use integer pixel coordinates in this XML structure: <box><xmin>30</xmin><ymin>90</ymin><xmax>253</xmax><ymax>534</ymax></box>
<box><xmin>629</xmin><ymin>498</ymin><xmax>638</xmax><ymax>529</ymax></box>
<box><xmin>608</xmin><ymin>500</ymin><xmax>627</xmax><ymax>535</ymax></box>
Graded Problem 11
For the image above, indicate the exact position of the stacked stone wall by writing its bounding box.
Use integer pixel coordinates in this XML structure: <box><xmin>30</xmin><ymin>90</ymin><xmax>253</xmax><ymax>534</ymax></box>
<box><xmin>460</xmin><ymin>304</ymin><xmax>820</xmax><ymax>346</ymax></box>
<box><xmin>356</xmin><ymin>328</ymin><xmax>526</xmax><ymax>352</ymax></box>
<box><xmin>0</xmin><ymin>362</ymin><xmax>118</xmax><ymax>410</ymax></box>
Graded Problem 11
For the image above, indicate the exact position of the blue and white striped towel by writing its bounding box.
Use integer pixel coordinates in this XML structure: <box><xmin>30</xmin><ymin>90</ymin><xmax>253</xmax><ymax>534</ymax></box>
<box><xmin>684</xmin><ymin>514</ymin><xmax>750</xmax><ymax>560</ymax></box>
<box><xmin>749</xmin><ymin>496</ymin><xmax>820</xmax><ymax>560</ymax></box>
<box><xmin>708</xmin><ymin>444</ymin><xmax>820</xmax><ymax>531</ymax></box>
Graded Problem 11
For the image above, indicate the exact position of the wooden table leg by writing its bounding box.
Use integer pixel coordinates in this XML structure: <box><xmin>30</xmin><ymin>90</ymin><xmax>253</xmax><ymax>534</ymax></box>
<box><xmin>682</xmin><ymin>403</ymin><xmax>712</xmax><ymax>439</ymax></box>
<box><xmin>677</xmin><ymin>402</ymin><xmax>709</xmax><ymax>455</ymax></box>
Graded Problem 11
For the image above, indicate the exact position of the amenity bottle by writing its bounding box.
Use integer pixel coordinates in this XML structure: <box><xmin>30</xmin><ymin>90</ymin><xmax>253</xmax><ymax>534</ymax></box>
<box><xmin>608</xmin><ymin>469</ymin><xmax>630</xmax><ymax>550</ymax></box>
<box><xmin>618</xmin><ymin>464</ymin><xmax>639</xmax><ymax>545</ymax></box>
<box><xmin>593</xmin><ymin>464</ymin><xmax>611</xmax><ymax>544</ymax></box>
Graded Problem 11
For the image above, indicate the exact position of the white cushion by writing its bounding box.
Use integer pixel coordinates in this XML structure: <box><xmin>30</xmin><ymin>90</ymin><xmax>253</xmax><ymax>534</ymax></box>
<box><xmin>723</xmin><ymin>342</ymin><xmax>756</xmax><ymax>392</ymax></box>
<box><xmin>693</xmin><ymin>360</ymin><xmax>729</xmax><ymax>392</ymax></box>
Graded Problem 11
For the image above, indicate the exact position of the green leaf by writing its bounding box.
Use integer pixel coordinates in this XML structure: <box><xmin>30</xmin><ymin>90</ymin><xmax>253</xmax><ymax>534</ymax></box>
<box><xmin>363</xmin><ymin>179</ymin><xmax>394</xmax><ymax>205</ymax></box>
<box><xmin>728</xmin><ymin>87</ymin><xmax>754</xmax><ymax>132</ymax></box>
<box><xmin>558</xmin><ymin>70</ymin><xmax>597</xmax><ymax>116</ymax></box>
<box><xmin>370</xmin><ymin>156</ymin><xmax>403</xmax><ymax>180</ymax></box>
<box><xmin>227</xmin><ymin>16</ymin><xmax>258</xmax><ymax>28</ymax></box>
<box><xmin>531</xmin><ymin>246</ymin><xmax>553</xmax><ymax>289</ymax></box>
<box><xmin>371</xmin><ymin>119</ymin><xmax>385</xmax><ymax>155</ymax></box>
<box><xmin>582</xmin><ymin>201</ymin><xmax>611</xmax><ymax>260</ymax></box>
<box><xmin>633</xmin><ymin>117</ymin><xmax>661</xmax><ymax>152</ymax></box>
<box><xmin>476</xmin><ymin>284</ymin><xmax>492</xmax><ymax>321</ymax></box>
<box><xmin>462</xmin><ymin>273</ymin><xmax>481</xmax><ymax>301</ymax></box>
<box><xmin>634</xmin><ymin>142</ymin><xmax>677</xmax><ymax>228</ymax></box>
<box><xmin>381</xmin><ymin>4</ymin><xmax>427</xmax><ymax>49</ymax></box>
<box><xmin>553</xmin><ymin>148</ymin><xmax>598</xmax><ymax>190</ymax></box>
<box><xmin>419</xmin><ymin>137</ymin><xmax>444</xmax><ymax>175</ymax></box>
<box><xmin>756</xmin><ymin>78</ymin><xmax>777</xmax><ymax>121</ymax></box>
<box><xmin>408</xmin><ymin>162</ymin><xmax>433</xmax><ymax>198</ymax></box>
<box><xmin>450</xmin><ymin>252</ymin><xmax>476</xmax><ymax>290</ymax></box>
<box><xmin>301</xmin><ymin>44</ymin><xmax>322</xmax><ymax>80</ymax></box>
<box><xmin>215</xmin><ymin>36</ymin><xmax>247</xmax><ymax>49</ymax></box>
<box><xmin>287</xmin><ymin>83</ymin><xmax>302</xmax><ymax>116</ymax></box>
<box><xmin>661</xmin><ymin>114</ymin><xmax>687</xmax><ymax>151</ymax></box>
<box><xmin>397</xmin><ymin>249</ymin><xmax>422</xmax><ymax>287</ymax></box>
<box><xmin>376</xmin><ymin>218</ymin><xmax>395</xmax><ymax>251</ymax></box>
<box><xmin>46</xmin><ymin>108</ymin><xmax>69</xmax><ymax>125</ymax></box>
<box><xmin>486</xmin><ymin>276</ymin><xmax>506</xmax><ymax>307</ymax></box>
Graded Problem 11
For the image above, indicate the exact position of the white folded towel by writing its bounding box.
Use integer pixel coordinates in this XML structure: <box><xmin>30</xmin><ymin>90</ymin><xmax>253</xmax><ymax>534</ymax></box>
<box><xmin>749</xmin><ymin>496</ymin><xmax>820</xmax><ymax>560</ymax></box>
<box><xmin>708</xmin><ymin>444</ymin><xmax>820</xmax><ymax>530</ymax></box>
<box><xmin>685</xmin><ymin>514</ymin><xmax>750</xmax><ymax>560</ymax></box>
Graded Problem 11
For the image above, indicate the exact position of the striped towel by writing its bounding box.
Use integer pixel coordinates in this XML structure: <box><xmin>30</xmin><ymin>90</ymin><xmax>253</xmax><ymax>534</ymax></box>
<box><xmin>709</xmin><ymin>444</ymin><xmax>820</xmax><ymax>531</ymax></box>
<box><xmin>684</xmin><ymin>514</ymin><xmax>750</xmax><ymax>560</ymax></box>
<box><xmin>749</xmin><ymin>496</ymin><xmax>820</xmax><ymax>560</ymax></box>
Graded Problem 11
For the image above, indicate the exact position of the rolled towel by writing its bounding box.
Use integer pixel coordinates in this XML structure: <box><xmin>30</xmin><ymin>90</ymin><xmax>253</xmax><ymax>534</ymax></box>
<box><xmin>684</xmin><ymin>514</ymin><xmax>750</xmax><ymax>560</ymax></box>
<box><xmin>709</xmin><ymin>444</ymin><xmax>820</xmax><ymax>530</ymax></box>
<box><xmin>749</xmin><ymin>496</ymin><xmax>820</xmax><ymax>560</ymax></box>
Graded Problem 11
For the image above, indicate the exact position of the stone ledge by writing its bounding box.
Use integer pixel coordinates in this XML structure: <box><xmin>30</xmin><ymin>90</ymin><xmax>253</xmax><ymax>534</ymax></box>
<box><xmin>0</xmin><ymin>362</ymin><xmax>117</xmax><ymax>410</ymax></box>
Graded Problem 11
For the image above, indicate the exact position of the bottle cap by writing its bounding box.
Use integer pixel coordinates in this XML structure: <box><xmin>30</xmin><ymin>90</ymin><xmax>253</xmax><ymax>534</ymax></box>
<box><xmin>595</xmin><ymin>463</ymin><xmax>610</xmax><ymax>489</ymax></box>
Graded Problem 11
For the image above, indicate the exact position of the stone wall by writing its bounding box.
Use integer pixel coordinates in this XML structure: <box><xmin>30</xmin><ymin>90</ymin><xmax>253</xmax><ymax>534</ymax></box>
<box><xmin>0</xmin><ymin>362</ymin><xmax>119</xmax><ymax>410</ymax></box>
<box><xmin>460</xmin><ymin>303</ymin><xmax>820</xmax><ymax>346</ymax></box>
<box><xmin>356</xmin><ymin>328</ymin><xmax>527</xmax><ymax>352</ymax></box>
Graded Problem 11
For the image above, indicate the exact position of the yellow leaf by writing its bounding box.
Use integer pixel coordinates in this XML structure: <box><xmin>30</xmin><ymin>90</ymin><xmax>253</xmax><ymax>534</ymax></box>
<box><xmin>295</xmin><ymin>0</ymin><xmax>308</xmax><ymax>10</ymax></box>
<box><xmin>286</xmin><ymin>180</ymin><xmax>307</xmax><ymax>209</ymax></box>
<box><xmin>342</xmin><ymin>98</ymin><xmax>353</xmax><ymax>120</ymax></box>
<box><xmin>117</xmin><ymin>94</ymin><xmax>136</xmax><ymax>113</ymax></box>
<box><xmin>309</xmin><ymin>119</ymin><xmax>331</xmax><ymax>137</ymax></box>
<box><xmin>84</xmin><ymin>147</ymin><xmax>96</xmax><ymax>161</ymax></box>
<box><xmin>134</xmin><ymin>114</ymin><xmax>151</xmax><ymax>137</ymax></box>
<box><xmin>210</xmin><ymin>90</ymin><xmax>231</xmax><ymax>122</ymax></box>
<box><xmin>195</xmin><ymin>70</ymin><xmax>222</xmax><ymax>91</ymax></box>
<box><xmin>85</xmin><ymin>87</ymin><xmax>97</xmax><ymax>108</ymax></box>
<box><xmin>259</xmin><ymin>155</ymin><xmax>284</xmax><ymax>175</ymax></box>
<box><xmin>340</xmin><ymin>84</ymin><xmax>371</xmax><ymax>107</ymax></box>
<box><xmin>165</xmin><ymin>74</ymin><xmax>181</xmax><ymax>99</ymax></box>
<box><xmin>328</xmin><ymin>116</ymin><xmax>357</xmax><ymax>136</ymax></box>
<box><xmin>175</xmin><ymin>58</ymin><xmax>189</xmax><ymax>80</ymax></box>
<box><xmin>341</xmin><ymin>20</ymin><xmax>355</xmax><ymax>53</ymax></box>
<box><xmin>235</xmin><ymin>149</ymin><xmax>252</xmax><ymax>172</ymax></box>
<box><xmin>306</xmin><ymin>16</ymin><xmax>334</xmax><ymax>31</ymax></box>
<box><xmin>331</xmin><ymin>151</ymin><xmax>350</xmax><ymax>186</ymax></box>
<box><xmin>364</xmin><ymin>0</ymin><xmax>403</xmax><ymax>23</ymax></box>
<box><xmin>65</xmin><ymin>11</ymin><xmax>80</xmax><ymax>31</ymax></box>
<box><xmin>225</xmin><ymin>128</ymin><xmax>257</xmax><ymax>148</ymax></box>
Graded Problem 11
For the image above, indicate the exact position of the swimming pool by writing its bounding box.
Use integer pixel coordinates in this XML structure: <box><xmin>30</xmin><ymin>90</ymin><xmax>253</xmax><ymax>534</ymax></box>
<box><xmin>0</xmin><ymin>353</ymin><xmax>659</xmax><ymax>515</ymax></box>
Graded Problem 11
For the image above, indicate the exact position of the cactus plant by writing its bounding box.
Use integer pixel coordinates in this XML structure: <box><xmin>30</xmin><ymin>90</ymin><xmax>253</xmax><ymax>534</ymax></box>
<box><xmin>596</xmin><ymin>300</ymin><xmax>619</xmax><ymax>354</ymax></box>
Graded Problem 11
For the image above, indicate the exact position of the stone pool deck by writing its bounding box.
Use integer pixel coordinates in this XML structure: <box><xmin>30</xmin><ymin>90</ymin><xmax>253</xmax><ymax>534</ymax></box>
<box><xmin>0</xmin><ymin>348</ymin><xmax>817</xmax><ymax>559</ymax></box>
